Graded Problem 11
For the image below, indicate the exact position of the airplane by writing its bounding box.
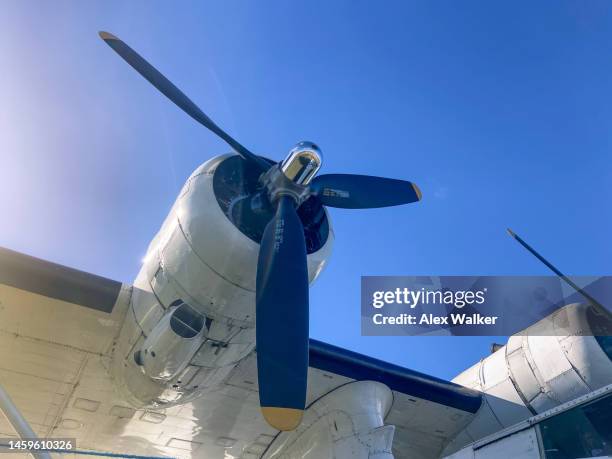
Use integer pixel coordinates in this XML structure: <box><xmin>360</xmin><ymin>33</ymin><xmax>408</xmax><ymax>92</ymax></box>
<box><xmin>0</xmin><ymin>32</ymin><xmax>609</xmax><ymax>459</ymax></box>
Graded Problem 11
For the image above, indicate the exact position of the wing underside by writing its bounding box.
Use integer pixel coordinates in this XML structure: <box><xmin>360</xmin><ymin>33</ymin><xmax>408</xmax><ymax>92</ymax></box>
<box><xmin>0</xmin><ymin>247</ymin><xmax>480</xmax><ymax>458</ymax></box>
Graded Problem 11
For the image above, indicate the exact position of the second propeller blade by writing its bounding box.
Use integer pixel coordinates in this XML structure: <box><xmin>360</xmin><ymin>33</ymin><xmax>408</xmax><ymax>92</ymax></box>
<box><xmin>311</xmin><ymin>173</ymin><xmax>422</xmax><ymax>209</ymax></box>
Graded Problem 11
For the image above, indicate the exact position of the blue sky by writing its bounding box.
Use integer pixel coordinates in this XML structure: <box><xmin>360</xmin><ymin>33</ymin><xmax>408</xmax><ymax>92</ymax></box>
<box><xmin>1</xmin><ymin>1</ymin><xmax>611</xmax><ymax>379</ymax></box>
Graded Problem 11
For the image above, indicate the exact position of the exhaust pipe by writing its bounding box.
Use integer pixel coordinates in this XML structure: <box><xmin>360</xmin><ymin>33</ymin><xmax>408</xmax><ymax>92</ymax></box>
<box><xmin>134</xmin><ymin>302</ymin><xmax>205</xmax><ymax>381</ymax></box>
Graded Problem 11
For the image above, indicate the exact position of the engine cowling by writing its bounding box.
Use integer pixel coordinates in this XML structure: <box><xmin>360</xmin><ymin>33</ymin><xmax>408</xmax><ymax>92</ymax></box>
<box><xmin>110</xmin><ymin>154</ymin><xmax>334</xmax><ymax>408</ymax></box>
<box><xmin>444</xmin><ymin>302</ymin><xmax>612</xmax><ymax>454</ymax></box>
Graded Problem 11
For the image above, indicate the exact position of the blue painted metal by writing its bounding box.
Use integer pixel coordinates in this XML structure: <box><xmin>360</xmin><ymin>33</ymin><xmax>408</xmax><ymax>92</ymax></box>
<box><xmin>99</xmin><ymin>32</ymin><xmax>269</xmax><ymax>172</ymax></box>
<box><xmin>311</xmin><ymin>174</ymin><xmax>421</xmax><ymax>209</ymax></box>
<box><xmin>309</xmin><ymin>339</ymin><xmax>483</xmax><ymax>413</ymax></box>
<box><xmin>256</xmin><ymin>196</ymin><xmax>309</xmax><ymax>411</ymax></box>
<box><xmin>0</xmin><ymin>247</ymin><xmax>121</xmax><ymax>313</ymax></box>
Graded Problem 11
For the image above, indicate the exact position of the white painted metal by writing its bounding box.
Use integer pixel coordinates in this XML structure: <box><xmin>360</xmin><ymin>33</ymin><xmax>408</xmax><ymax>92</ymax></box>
<box><xmin>111</xmin><ymin>154</ymin><xmax>334</xmax><ymax>409</ymax></box>
<box><xmin>263</xmin><ymin>381</ymin><xmax>394</xmax><ymax>459</ymax></box>
<box><xmin>1</xmin><ymin>156</ymin><xmax>610</xmax><ymax>458</ymax></box>
<box><xmin>0</xmin><ymin>383</ymin><xmax>52</xmax><ymax>459</ymax></box>
<box><xmin>0</xmin><ymin>299</ymin><xmax>453</xmax><ymax>459</ymax></box>
<box><xmin>473</xmin><ymin>429</ymin><xmax>540</xmax><ymax>459</ymax></box>
<box><xmin>139</xmin><ymin>306</ymin><xmax>205</xmax><ymax>381</ymax></box>
<box><xmin>385</xmin><ymin>393</ymin><xmax>476</xmax><ymax>458</ymax></box>
<box><xmin>444</xmin><ymin>384</ymin><xmax>612</xmax><ymax>459</ymax></box>
<box><xmin>446</xmin><ymin>428</ymin><xmax>541</xmax><ymax>459</ymax></box>
<box><xmin>0</xmin><ymin>154</ymin><xmax>473</xmax><ymax>458</ymax></box>
<box><xmin>444</xmin><ymin>302</ymin><xmax>612</xmax><ymax>456</ymax></box>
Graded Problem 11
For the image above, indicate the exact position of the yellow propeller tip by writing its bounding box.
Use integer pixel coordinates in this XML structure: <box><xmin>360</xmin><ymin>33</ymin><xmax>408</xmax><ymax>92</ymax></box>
<box><xmin>412</xmin><ymin>183</ymin><xmax>422</xmax><ymax>201</ymax></box>
<box><xmin>261</xmin><ymin>407</ymin><xmax>304</xmax><ymax>431</ymax></box>
<box><xmin>99</xmin><ymin>31</ymin><xmax>119</xmax><ymax>41</ymax></box>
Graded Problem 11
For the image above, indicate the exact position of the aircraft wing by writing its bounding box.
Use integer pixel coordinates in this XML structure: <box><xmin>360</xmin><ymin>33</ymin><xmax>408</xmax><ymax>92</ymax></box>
<box><xmin>0</xmin><ymin>247</ymin><xmax>481</xmax><ymax>458</ymax></box>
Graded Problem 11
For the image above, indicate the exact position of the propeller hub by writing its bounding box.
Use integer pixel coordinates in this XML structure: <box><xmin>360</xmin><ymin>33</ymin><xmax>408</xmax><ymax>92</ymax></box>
<box><xmin>261</xmin><ymin>165</ymin><xmax>312</xmax><ymax>206</ymax></box>
<box><xmin>280</xmin><ymin>141</ymin><xmax>323</xmax><ymax>186</ymax></box>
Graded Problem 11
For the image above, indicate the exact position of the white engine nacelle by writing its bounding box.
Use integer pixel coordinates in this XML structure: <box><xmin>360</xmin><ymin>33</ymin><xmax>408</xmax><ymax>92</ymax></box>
<box><xmin>110</xmin><ymin>154</ymin><xmax>334</xmax><ymax>407</ymax></box>
<box><xmin>444</xmin><ymin>302</ymin><xmax>612</xmax><ymax>454</ymax></box>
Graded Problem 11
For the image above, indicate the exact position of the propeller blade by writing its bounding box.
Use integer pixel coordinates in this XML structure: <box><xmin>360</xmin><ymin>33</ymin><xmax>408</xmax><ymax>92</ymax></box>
<box><xmin>256</xmin><ymin>196</ymin><xmax>309</xmax><ymax>431</ymax></box>
<box><xmin>311</xmin><ymin>173</ymin><xmax>422</xmax><ymax>209</ymax></box>
<box><xmin>98</xmin><ymin>31</ymin><xmax>269</xmax><ymax>171</ymax></box>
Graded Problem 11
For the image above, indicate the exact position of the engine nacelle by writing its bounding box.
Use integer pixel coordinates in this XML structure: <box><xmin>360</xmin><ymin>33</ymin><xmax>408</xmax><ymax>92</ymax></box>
<box><xmin>134</xmin><ymin>302</ymin><xmax>206</xmax><ymax>381</ymax></box>
<box><xmin>110</xmin><ymin>153</ymin><xmax>334</xmax><ymax>408</ymax></box>
<box><xmin>444</xmin><ymin>302</ymin><xmax>612</xmax><ymax>454</ymax></box>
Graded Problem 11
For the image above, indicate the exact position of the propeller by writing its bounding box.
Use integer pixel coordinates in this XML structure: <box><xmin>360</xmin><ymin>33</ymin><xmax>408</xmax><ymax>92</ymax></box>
<box><xmin>256</xmin><ymin>196</ymin><xmax>309</xmax><ymax>430</ymax></box>
<box><xmin>99</xmin><ymin>32</ymin><xmax>422</xmax><ymax>431</ymax></box>
<box><xmin>98</xmin><ymin>32</ymin><xmax>270</xmax><ymax>172</ymax></box>
<box><xmin>311</xmin><ymin>173</ymin><xmax>422</xmax><ymax>209</ymax></box>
